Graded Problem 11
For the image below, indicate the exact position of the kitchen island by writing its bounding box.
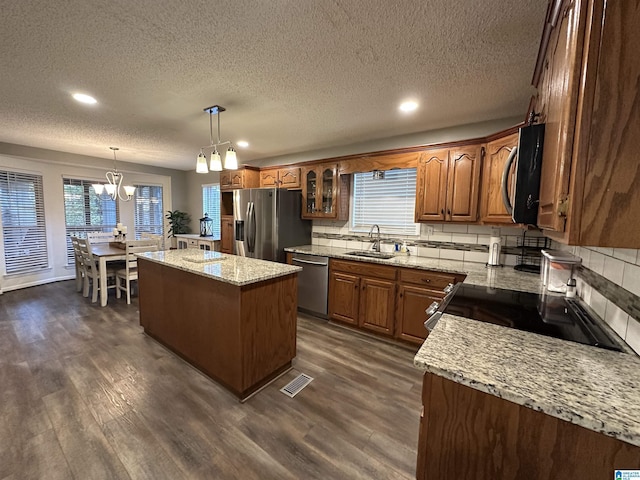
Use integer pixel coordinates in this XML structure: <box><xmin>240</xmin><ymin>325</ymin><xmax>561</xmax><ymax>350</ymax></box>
<box><xmin>136</xmin><ymin>249</ymin><xmax>301</xmax><ymax>401</ymax></box>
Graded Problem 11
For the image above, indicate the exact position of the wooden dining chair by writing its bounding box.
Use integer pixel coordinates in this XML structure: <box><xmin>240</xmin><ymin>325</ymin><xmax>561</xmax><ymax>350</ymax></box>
<box><xmin>116</xmin><ymin>240</ymin><xmax>159</xmax><ymax>304</ymax></box>
<box><xmin>78</xmin><ymin>238</ymin><xmax>118</xmax><ymax>303</ymax></box>
<box><xmin>140</xmin><ymin>232</ymin><xmax>164</xmax><ymax>250</ymax></box>
<box><xmin>71</xmin><ymin>236</ymin><xmax>85</xmax><ymax>293</ymax></box>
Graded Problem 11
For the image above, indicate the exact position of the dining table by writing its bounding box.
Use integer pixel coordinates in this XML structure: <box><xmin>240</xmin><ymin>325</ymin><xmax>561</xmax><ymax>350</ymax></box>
<box><xmin>89</xmin><ymin>244</ymin><xmax>127</xmax><ymax>307</ymax></box>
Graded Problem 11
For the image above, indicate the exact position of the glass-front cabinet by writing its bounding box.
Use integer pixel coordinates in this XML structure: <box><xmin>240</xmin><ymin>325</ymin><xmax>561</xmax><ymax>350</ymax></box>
<box><xmin>301</xmin><ymin>164</ymin><xmax>338</xmax><ymax>218</ymax></box>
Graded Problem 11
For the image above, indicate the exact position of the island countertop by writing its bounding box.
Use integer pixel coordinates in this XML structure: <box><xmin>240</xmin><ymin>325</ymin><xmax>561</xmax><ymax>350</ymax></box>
<box><xmin>138</xmin><ymin>249</ymin><xmax>301</xmax><ymax>286</ymax></box>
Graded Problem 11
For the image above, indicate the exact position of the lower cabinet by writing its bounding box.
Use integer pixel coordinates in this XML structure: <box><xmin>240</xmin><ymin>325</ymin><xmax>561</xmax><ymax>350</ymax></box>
<box><xmin>328</xmin><ymin>258</ymin><xmax>464</xmax><ymax>342</ymax></box>
<box><xmin>220</xmin><ymin>215</ymin><xmax>234</xmax><ymax>254</ymax></box>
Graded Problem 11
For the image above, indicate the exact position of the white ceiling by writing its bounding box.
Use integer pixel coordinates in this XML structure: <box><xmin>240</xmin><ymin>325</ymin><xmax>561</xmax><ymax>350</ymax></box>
<box><xmin>0</xmin><ymin>0</ymin><xmax>547</xmax><ymax>171</ymax></box>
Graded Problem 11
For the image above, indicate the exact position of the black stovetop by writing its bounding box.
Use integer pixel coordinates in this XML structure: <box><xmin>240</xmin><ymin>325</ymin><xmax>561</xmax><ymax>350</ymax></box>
<box><xmin>443</xmin><ymin>283</ymin><xmax>622</xmax><ymax>352</ymax></box>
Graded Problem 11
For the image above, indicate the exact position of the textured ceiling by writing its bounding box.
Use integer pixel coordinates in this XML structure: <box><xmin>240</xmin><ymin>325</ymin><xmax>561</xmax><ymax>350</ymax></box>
<box><xmin>0</xmin><ymin>0</ymin><xmax>547</xmax><ymax>170</ymax></box>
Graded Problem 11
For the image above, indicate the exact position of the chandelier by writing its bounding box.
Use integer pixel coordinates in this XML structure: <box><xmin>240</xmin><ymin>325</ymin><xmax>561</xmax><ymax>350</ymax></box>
<box><xmin>196</xmin><ymin>105</ymin><xmax>238</xmax><ymax>173</ymax></box>
<box><xmin>92</xmin><ymin>147</ymin><xmax>136</xmax><ymax>201</ymax></box>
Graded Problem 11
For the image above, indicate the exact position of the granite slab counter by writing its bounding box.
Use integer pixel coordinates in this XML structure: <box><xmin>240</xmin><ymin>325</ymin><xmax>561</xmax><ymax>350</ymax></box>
<box><xmin>138</xmin><ymin>249</ymin><xmax>301</xmax><ymax>286</ymax></box>
<box><xmin>415</xmin><ymin>314</ymin><xmax>640</xmax><ymax>447</ymax></box>
<box><xmin>284</xmin><ymin>244</ymin><xmax>541</xmax><ymax>293</ymax></box>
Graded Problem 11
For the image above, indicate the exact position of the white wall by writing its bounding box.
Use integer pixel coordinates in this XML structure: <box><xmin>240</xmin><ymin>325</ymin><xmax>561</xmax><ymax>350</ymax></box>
<box><xmin>0</xmin><ymin>153</ymin><xmax>174</xmax><ymax>293</ymax></box>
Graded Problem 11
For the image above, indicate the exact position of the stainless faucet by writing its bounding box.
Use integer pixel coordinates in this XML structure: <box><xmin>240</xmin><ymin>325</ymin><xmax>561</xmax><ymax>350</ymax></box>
<box><xmin>369</xmin><ymin>224</ymin><xmax>381</xmax><ymax>252</ymax></box>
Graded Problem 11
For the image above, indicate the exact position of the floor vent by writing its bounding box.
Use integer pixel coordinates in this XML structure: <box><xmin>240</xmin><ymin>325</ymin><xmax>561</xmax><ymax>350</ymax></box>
<box><xmin>280</xmin><ymin>373</ymin><xmax>314</xmax><ymax>398</ymax></box>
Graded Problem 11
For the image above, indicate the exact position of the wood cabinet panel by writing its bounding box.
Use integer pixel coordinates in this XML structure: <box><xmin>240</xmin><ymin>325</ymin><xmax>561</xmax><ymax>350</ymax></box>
<box><xmin>259</xmin><ymin>168</ymin><xmax>279</xmax><ymax>187</ymax></box>
<box><xmin>301</xmin><ymin>164</ymin><xmax>345</xmax><ymax>219</ymax></box>
<box><xmin>328</xmin><ymin>271</ymin><xmax>360</xmax><ymax>325</ymax></box>
<box><xmin>278</xmin><ymin>166</ymin><xmax>301</xmax><ymax>189</ymax></box>
<box><xmin>359</xmin><ymin>277</ymin><xmax>395</xmax><ymax>335</ymax></box>
<box><xmin>417</xmin><ymin>372</ymin><xmax>640</xmax><ymax>479</ymax></box>
<box><xmin>399</xmin><ymin>269</ymin><xmax>457</xmax><ymax>291</ymax></box>
<box><xmin>220</xmin><ymin>215</ymin><xmax>234</xmax><ymax>254</ymax></box>
<box><xmin>415</xmin><ymin>149</ymin><xmax>448</xmax><ymax>221</ymax></box>
<box><xmin>331</xmin><ymin>259</ymin><xmax>397</xmax><ymax>280</ymax></box>
<box><xmin>480</xmin><ymin>133</ymin><xmax>519</xmax><ymax>223</ymax></box>
<box><xmin>396</xmin><ymin>285</ymin><xmax>442</xmax><ymax>344</ymax></box>
<box><xmin>447</xmin><ymin>145</ymin><xmax>482</xmax><ymax>221</ymax></box>
<box><xmin>220</xmin><ymin>167</ymin><xmax>260</xmax><ymax>191</ymax></box>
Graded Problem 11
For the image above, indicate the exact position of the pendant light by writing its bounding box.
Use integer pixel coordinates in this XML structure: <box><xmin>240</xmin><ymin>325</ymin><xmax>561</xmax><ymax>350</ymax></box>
<box><xmin>195</xmin><ymin>105</ymin><xmax>239</xmax><ymax>173</ymax></box>
<box><xmin>92</xmin><ymin>147</ymin><xmax>136</xmax><ymax>201</ymax></box>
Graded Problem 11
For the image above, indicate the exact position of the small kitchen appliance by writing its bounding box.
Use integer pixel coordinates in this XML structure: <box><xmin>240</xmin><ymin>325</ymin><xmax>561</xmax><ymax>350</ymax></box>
<box><xmin>540</xmin><ymin>249</ymin><xmax>582</xmax><ymax>293</ymax></box>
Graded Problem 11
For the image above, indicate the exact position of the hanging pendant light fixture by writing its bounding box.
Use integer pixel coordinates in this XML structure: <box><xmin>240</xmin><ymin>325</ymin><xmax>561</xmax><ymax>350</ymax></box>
<box><xmin>92</xmin><ymin>147</ymin><xmax>136</xmax><ymax>201</ymax></box>
<box><xmin>196</xmin><ymin>105</ymin><xmax>239</xmax><ymax>173</ymax></box>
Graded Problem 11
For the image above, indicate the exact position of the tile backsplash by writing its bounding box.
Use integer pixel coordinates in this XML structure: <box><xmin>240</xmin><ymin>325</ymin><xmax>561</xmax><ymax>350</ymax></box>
<box><xmin>556</xmin><ymin>245</ymin><xmax>640</xmax><ymax>355</ymax></box>
<box><xmin>311</xmin><ymin>221</ymin><xmax>546</xmax><ymax>267</ymax></box>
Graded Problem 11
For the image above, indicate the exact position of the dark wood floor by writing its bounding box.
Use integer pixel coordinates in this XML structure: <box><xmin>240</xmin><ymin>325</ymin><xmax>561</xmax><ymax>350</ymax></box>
<box><xmin>0</xmin><ymin>280</ymin><xmax>423</xmax><ymax>480</ymax></box>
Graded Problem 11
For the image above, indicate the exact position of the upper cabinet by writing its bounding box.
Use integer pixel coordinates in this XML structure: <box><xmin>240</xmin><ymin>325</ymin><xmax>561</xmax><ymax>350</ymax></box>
<box><xmin>220</xmin><ymin>167</ymin><xmax>260</xmax><ymax>191</ymax></box>
<box><xmin>259</xmin><ymin>166</ymin><xmax>301</xmax><ymax>189</ymax></box>
<box><xmin>301</xmin><ymin>164</ymin><xmax>348</xmax><ymax>220</ymax></box>
<box><xmin>415</xmin><ymin>144</ymin><xmax>482</xmax><ymax>222</ymax></box>
<box><xmin>533</xmin><ymin>0</ymin><xmax>640</xmax><ymax>247</ymax></box>
<box><xmin>480</xmin><ymin>132</ymin><xmax>519</xmax><ymax>224</ymax></box>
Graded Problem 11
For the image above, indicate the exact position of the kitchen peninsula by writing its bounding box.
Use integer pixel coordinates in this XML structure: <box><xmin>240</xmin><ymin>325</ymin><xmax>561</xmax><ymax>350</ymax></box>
<box><xmin>136</xmin><ymin>249</ymin><xmax>301</xmax><ymax>401</ymax></box>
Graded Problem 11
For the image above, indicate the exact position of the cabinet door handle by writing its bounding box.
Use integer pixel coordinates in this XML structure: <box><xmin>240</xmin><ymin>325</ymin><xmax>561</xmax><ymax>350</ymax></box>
<box><xmin>399</xmin><ymin>293</ymin><xmax>403</xmax><ymax>298</ymax></box>
<box><xmin>354</xmin><ymin>284</ymin><xmax>358</xmax><ymax>289</ymax></box>
<box><xmin>447</xmin><ymin>209</ymin><xmax>451</xmax><ymax>216</ymax></box>
<box><xmin>362</xmin><ymin>285</ymin><xmax>366</xmax><ymax>291</ymax></box>
<box><xmin>441</xmin><ymin>209</ymin><xmax>444</xmax><ymax>215</ymax></box>
<box><xmin>422</xmin><ymin>278</ymin><xmax>431</xmax><ymax>283</ymax></box>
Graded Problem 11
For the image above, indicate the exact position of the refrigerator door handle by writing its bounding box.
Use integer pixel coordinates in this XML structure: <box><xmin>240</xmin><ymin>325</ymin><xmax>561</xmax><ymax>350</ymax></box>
<box><xmin>247</xmin><ymin>202</ymin><xmax>256</xmax><ymax>253</ymax></box>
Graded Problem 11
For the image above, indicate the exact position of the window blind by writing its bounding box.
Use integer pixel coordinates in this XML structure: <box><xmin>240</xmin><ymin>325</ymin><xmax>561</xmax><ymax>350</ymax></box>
<box><xmin>202</xmin><ymin>184</ymin><xmax>221</xmax><ymax>239</ymax></box>
<box><xmin>0</xmin><ymin>171</ymin><xmax>49</xmax><ymax>274</ymax></box>
<box><xmin>351</xmin><ymin>168</ymin><xmax>419</xmax><ymax>236</ymax></box>
<box><xmin>134</xmin><ymin>185</ymin><xmax>164</xmax><ymax>239</ymax></box>
<box><xmin>63</xmin><ymin>178</ymin><xmax>119</xmax><ymax>263</ymax></box>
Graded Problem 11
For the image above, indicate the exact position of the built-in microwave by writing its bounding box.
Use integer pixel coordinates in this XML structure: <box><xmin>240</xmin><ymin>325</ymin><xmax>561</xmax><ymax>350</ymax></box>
<box><xmin>502</xmin><ymin>123</ymin><xmax>545</xmax><ymax>225</ymax></box>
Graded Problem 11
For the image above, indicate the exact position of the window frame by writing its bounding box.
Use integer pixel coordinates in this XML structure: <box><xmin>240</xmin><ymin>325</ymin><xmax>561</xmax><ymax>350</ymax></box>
<box><xmin>350</xmin><ymin>168</ymin><xmax>420</xmax><ymax>236</ymax></box>
<box><xmin>133</xmin><ymin>183</ymin><xmax>164</xmax><ymax>240</ymax></box>
<box><xmin>202</xmin><ymin>183</ymin><xmax>221</xmax><ymax>240</ymax></box>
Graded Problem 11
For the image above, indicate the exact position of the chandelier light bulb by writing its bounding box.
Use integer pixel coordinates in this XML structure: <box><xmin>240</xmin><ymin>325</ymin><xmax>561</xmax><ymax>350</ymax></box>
<box><xmin>196</xmin><ymin>151</ymin><xmax>209</xmax><ymax>173</ymax></box>
<box><xmin>210</xmin><ymin>149</ymin><xmax>222</xmax><ymax>171</ymax></box>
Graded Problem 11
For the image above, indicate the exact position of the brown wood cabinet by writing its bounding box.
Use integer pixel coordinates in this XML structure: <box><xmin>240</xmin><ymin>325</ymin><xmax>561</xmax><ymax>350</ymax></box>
<box><xmin>533</xmin><ymin>0</ymin><xmax>640</xmax><ymax>247</ymax></box>
<box><xmin>329</xmin><ymin>259</ymin><xmax>464</xmax><ymax>342</ymax></box>
<box><xmin>220</xmin><ymin>215</ymin><xmax>234</xmax><ymax>254</ymax></box>
<box><xmin>395</xmin><ymin>269</ymin><xmax>461</xmax><ymax>344</ymax></box>
<box><xmin>480</xmin><ymin>132</ymin><xmax>519</xmax><ymax>224</ymax></box>
<box><xmin>415</xmin><ymin>144</ymin><xmax>483</xmax><ymax>222</ymax></box>
<box><xmin>301</xmin><ymin>164</ymin><xmax>348</xmax><ymax>220</ymax></box>
<box><xmin>220</xmin><ymin>166</ymin><xmax>260</xmax><ymax>191</ymax></box>
<box><xmin>416</xmin><ymin>372</ymin><xmax>640</xmax><ymax>479</ymax></box>
<box><xmin>329</xmin><ymin>259</ymin><xmax>396</xmax><ymax>336</ymax></box>
<box><xmin>259</xmin><ymin>166</ymin><xmax>301</xmax><ymax>189</ymax></box>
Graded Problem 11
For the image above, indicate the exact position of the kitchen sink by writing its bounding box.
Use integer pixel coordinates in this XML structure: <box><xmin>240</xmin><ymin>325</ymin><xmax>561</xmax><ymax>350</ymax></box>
<box><xmin>345</xmin><ymin>250</ymin><xmax>395</xmax><ymax>259</ymax></box>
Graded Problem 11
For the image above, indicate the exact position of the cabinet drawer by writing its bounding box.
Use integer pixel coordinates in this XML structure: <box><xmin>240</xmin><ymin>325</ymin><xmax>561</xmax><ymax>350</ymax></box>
<box><xmin>399</xmin><ymin>268</ymin><xmax>457</xmax><ymax>290</ymax></box>
<box><xmin>187</xmin><ymin>238</ymin><xmax>199</xmax><ymax>248</ymax></box>
<box><xmin>331</xmin><ymin>259</ymin><xmax>397</xmax><ymax>281</ymax></box>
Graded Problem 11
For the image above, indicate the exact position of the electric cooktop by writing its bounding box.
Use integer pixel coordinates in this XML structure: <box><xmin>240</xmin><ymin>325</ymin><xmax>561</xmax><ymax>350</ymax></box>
<box><xmin>442</xmin><ymin>283</ymin><xmax>623</xmax><ymax>352</ymax></box>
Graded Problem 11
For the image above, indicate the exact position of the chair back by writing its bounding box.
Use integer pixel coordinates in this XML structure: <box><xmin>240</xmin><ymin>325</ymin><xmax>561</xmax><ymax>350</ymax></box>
<box><xmin>77</xmin><ymin>238</ymin><xmax>97</xmax><ymax>275</ymax></box>
<box><xmin>124</xmin><ymin>239</ymin><xmax>159</xmax><ymax>275</ymax></box>
<box><xmin>140</xmin><ymin>232</ymin><xmax>164</xmax><ymax>250</ymax></box>
<box><xmin>71</xmin><ymin>236</ymin><xmax>82</xmax><ymax>263</ymax></box>
<box><xmin>87</xmin><ymin>231</ymin><xmax>116</xmax><ymax>244</ymax></box>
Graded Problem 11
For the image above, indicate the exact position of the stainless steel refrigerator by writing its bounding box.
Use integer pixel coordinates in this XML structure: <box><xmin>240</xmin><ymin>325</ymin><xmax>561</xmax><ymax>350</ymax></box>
<box><xmin>233</xmin><ymin>188</ymin><xmax>311</xmax><ymax>263</ymax></box>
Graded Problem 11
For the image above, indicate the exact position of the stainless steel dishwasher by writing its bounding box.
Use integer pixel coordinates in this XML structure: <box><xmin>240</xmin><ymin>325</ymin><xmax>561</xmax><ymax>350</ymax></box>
<box><xmin>291</xmin><ymin>253</ymin><xmax>328</xmax><ymax>318</ymax></box>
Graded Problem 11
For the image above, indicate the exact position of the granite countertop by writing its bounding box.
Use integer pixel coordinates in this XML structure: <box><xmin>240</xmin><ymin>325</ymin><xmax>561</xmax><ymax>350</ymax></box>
<box><xmin>415</xmin><ymin>314</ymin><xmax>640</xmax><ymax>447</ymax></box>
<box><xmin>285</xmin><ymin>244</ymin><xmax>640</xmax><ymax>447</ymax></box>
<box><xmin>173</xmin><ymin>234</ymin><xmax>220</xmax><ymax>241</ymax></box>
<box><xmin>284</xmin><ymin>244</ymin><xmax>541</xmax><ymax>293</ymax></box>
<box><xmin>138</xmin><ymin>249</ymin><xmax>301</xmax><ymax>286</ymax></box>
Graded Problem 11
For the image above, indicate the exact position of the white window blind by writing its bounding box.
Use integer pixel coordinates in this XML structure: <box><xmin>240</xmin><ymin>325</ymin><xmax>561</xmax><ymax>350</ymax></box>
<box><xmin>351</xmin><ymin>168</ymin><xmax>419</xmax><ymax>236</ymax></box>
<box><xmin>0</xmin><ymin>171</ymin><xmax>49</xmax><ymax>274</ymax></box>
<box><xmin>134</xmin><ymin>185</ymin><xmax>164</xmax><ymax>239</ymax></box>
<box><xmin>63</xmin><ymin>178</ymin><xmax>119</xmax><ymax>263</ymax></box>
<box><xmin>202</xmin><ymin>184</ymin><xmax>221</xmax><ymax>239</ymax></box>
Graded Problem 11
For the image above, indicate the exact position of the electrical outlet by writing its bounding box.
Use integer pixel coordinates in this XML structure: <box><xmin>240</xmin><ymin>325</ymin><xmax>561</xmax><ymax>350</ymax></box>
<box><xmin>424</xmin><ymin>225</ymin><xmax>434</xmax><ymax>236</ymax></box>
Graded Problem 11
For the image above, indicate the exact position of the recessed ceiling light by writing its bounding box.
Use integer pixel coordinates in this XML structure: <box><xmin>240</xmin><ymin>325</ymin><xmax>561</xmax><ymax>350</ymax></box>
<box><xmin>399</xmin><ymin>101</ymin><xmax>418</xmax><ymax>113</ymax></box>
<box><xmin>72</xmin><ymin>93</ymin><xmax>97</xmax><ymax>105</ymax></box>
<box><xmin>237</xmin><ymin>140</ymin><xmax>249</xmax><ymax>148</ymax></box>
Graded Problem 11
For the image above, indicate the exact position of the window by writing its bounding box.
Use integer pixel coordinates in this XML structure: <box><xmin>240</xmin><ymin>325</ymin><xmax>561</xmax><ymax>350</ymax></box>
<box><xmin>0</xmin><ymin>170</ymin><xmax>49</xmax><ymax>274</ymax></box>
<box><xmin>63</xmin><ymin>178</ymin><xmax>118</xmax><ymax>263</ymax></box>
<box><xmin>202</xmin><ymin>184</ymin><xmax>221</xmax><ymax>239</ymax></box>
<box><xmin>134</xmin><ymin>185</ymin><xmax>164</xmax><ymax>239</ymax></box>
<box><xmin>351</xmin><ymin>168</ymin><xmax>419</xmax><ymax>236</ymax></box>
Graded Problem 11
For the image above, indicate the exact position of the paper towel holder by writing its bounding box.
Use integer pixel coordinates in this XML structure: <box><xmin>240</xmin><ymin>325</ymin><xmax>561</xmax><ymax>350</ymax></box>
<box><xmin>486</xmin><ymin>233</ymin><xmax>503</xmax><ymax>268</ymax></box>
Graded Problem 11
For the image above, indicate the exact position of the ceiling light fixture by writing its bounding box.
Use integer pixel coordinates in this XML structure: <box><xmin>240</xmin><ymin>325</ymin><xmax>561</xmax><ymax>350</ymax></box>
<box><xmin>399</xmin><ymin>100</ymin><xmax>418</xmax><ymax>113</ymax></box>
<box><xmin>237</xmin><ymin>140</ymin><xmax>249</xmax><ymax>148</ymax></box>
<box><xmin>92</xmin><ymin>147</ymin><xmax>136</xmax><ymax>201</ymax></box>
<box><xmin>196</xmin><ymin>105</ymin><xmax>238</xmax><ymax>173</ymax></box>
<box><xmin>72</xmin><ymin>93</ymin><xmax>98</xmax><ymax>104</ymax></box>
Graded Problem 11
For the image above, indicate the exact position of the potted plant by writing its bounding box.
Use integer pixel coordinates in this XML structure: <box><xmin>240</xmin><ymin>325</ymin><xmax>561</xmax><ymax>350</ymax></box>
<box><xmin>166</xmin><ymin>210</ymin><xmax>191</xmax><ymax>249</ymax></box>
